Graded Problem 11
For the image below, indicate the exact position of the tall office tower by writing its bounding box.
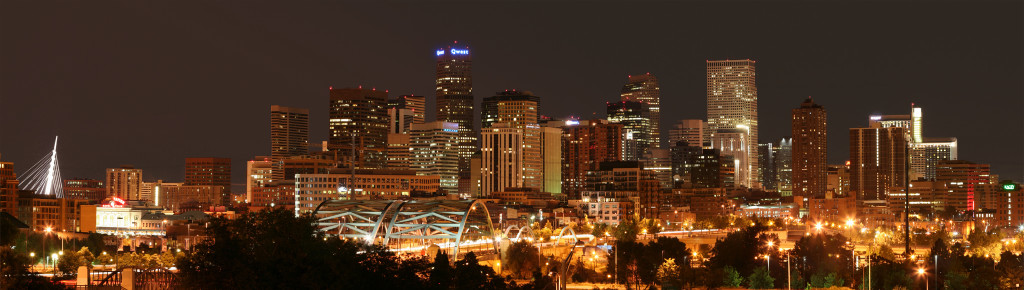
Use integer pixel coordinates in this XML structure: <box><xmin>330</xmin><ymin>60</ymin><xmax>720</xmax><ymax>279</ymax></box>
<box><xmin>669</xmin><ymin>119</ymin><xmax>704</xmax><ymax>148</ymax></box>
<box><xmin>706</xmin><ymin>60</ymin><xmax>758</xmax><ymax>188</ymax></box>
<box><xmin>270</xmin><ymin>105</ymin><xmax>310</xmax><ymax>159</ymax></box>
<box><xmin>775</xmin><ymin>138</ymin><xmax>793</xmax><ymax>196</ymax></box>
<box><xmin>709</xmin><ymin>129</ymin><xmax>750</xmax><ymax>188</ymax></box>
<box><xmin>246</xmin><ymin>158</ymin><xmax>274</xmax><ymax>204</ymax></box>
<box><xmin>620</xmin><ymin>73</ymin><xmax>662</xmax><ymax>148</ymax></box>
<box><xmin>480</xmin><ymin>124</ymin><xmax>524</xmax><ymax>196</ymax></box>
<box><xmin>386</xmin><ymin>133</ymin><xmax>411</xmax><ymax>170</ymax></box>
<box><xmin>410</xmin><ymin>122</ymin><xmax>460</xmax><ymax>194</ymax></box>
<box><xmin>541</xmin><ymin>126</ymin><xmax>563</xmax><ymax>194</ymax></box>
<box><xmin>388</xmin><ymin>107</ymin><xmax>414</xmax><ymax>134</ymax></box>
<box><xmin>758</xmin><ymin>143</ymin><xmax>776</xmax><ymax>191</ymax></box>
<box><xmin>481</xmin><ymin>90</ymin><xmax>541</xmax><ymax>130</ymax></box>
<box><xmin>481</xmin><ymin>92</ymin><xmax>543</xmax><ymax>190</ymax></box>
<box><xmin>562</xmin><ymin>120</ymin><xmax>624</xmax><ymax>196</ymax></box>
<box><xmin>435</xmin><ymin>42</ymin><xmax>476</xmax><ymax>185</ymax></box>
<box><xmin>185</xmin><ymin>157</ymin><xmax>231</xmax><ymax>205</ymax></box>
<box><xmin>791</xmin><ymin>97</ymin><xmax>828</xmax><ymax>198</ymax></box>
<box><xmin>388</xmin><ymin>95</ymin><xmax>426</xmax><ymax>125</ymax></box>
<box><xmin>0</xmin><ymin>159</ymin><xmax>17</xmax><ymax>214</ymax></box>
<box><xmin>106</xmin><ymin>166</ymin><xmax>143</xmax><ymax>200</ymax></box>
<box><xmin>849</xmin><ymin>126</ymin><xmax>908</xmax><ymax>201</ymax></box>
<box><xmin>911</xmin><ymin>138</ymin><xmax>958</xmax><ymax>180</ymax></box>
<box><xmin>607</xmin><ymin>101</ymin><xmax>651</xmax><ymax>161</ymax></box>
<box><xmin>63</xmin><ymin>178</ymin><xmax>105</xmax><ymax>201</ymax></box>
<box><xmin>328</xmin><ymin>87</ymin><xmax>389</xmax><ymax>169</ymax></box>
<box><xmin>936</xmin><ymin>160</ymin><xmax>991</xmax><ymax>211</ymax></box>
<box><xmin>670</xmin><ymin>140</ymin><xmax>702</xmax><ymax>187</ymax></box>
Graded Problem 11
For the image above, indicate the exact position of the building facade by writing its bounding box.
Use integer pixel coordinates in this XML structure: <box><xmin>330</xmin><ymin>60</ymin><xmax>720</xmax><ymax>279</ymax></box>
<box><xmin>607</xmin><ymin>101</ymin><xmax>651</xmax><ymax>161</ymax></box>
<box><xmin>562</xmin><ymin>120</ymin><xmax>623</xmax><ymax>196</ymax></box>
<box><xmin>481</xmin><ymin>125</ymin><xmax>525</xmax><ymax>196</ymax></box>
<box><xmin>64</xmin><ymin>178</ymin><xmax>106</xmax><ymax>202</ymax></box>
<box><xmin>388</xmin><ymin>95</ymin><xmax>426</xmax><ymax>125</ymax></box>
<box><xmin>294</xmin><ymin>170</ymin><xmax>441</xmax><ymax>214</ymax></box>
<box><xmin>184</xmin><ymin>157</ymin><xmax>231</xmax><ymax>205</ymax></box>
<box><xmin>410</xmin><ymin>122</ymin><xmax>460</xmax><ymax>194</ymax></box>
<box><xmin>849</xmin><ymin>126</ymin><xmax>908</xmax><ymax>201</ymax></box>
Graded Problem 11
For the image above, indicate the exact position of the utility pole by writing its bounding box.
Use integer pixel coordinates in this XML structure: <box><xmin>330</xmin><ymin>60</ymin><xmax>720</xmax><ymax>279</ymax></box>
<box><xmin>350</xmin><ymin>133</ymin><xmax>356</xmax><ymax>197</ymax></box>
<box><xmin>787</xmin><ymin>252</ymin><xmax>791</xmax><ymax>290</ymax></box>
<box><xmin>904</xmin><ymin>124</ymin><xmax>912</xmax><ymax>257</ymax></box>
<box><xmin>867</xmin><ymin>255</ymin><xmax>871</xmax><ymax>290</ymax></box>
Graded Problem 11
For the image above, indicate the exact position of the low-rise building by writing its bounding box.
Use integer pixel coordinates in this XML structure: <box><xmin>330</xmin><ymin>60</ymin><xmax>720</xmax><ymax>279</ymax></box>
<box><xmin>294</xmin><ymin>169</ymin><xmax>441</xmax><ymax>214</ymax></box>
<box><xmin>16</xmin><ymin>192</ymin><xmax>90</xmax><ymax>232</ymax></box>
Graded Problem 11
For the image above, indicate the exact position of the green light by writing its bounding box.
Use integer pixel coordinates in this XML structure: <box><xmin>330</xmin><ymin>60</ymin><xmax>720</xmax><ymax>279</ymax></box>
<box><xmin>1004</xmin><ymin>184</ymin><xmax>1017</xmax><ymax>191</ymax></box>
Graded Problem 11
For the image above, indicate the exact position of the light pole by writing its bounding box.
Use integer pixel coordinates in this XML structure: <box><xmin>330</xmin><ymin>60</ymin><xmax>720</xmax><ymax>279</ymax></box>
<box><xmin>917</xmin><ymin>268</ymin><xmax>927</xmax><ymax>290</ymax></box>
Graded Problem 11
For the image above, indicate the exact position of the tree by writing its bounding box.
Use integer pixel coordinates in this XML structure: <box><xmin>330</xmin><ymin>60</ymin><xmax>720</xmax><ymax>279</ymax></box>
<box><xmin>995</xmin><ymin>251</ymin><xmax>1023</xmax><ymax>289</ymax></box>
<box><xmin>0</xmin><ymin>216</ymin><xmax>20</xmax><ymax>246</ymax></box>
<box><xmin>707</xmin><ymin>224</ymin><xmax>768</xmax><ymax>278</ymax></box>
<box><xmin>966</xmin><ymin>230</ymin><xmax>1002</xmax><ymax>258</ymax></box>
<box><xmin>76</xmin><ymin>247</ymin><xmax>95</xmax><ymax>269</ymax></box>
<box><xmin>722</xmin><ymin>265</ymin><xmax>742</xmax><ymax>287</ymax></box>
<box><xmin>791</xmin><ymin>232</ymin><xmax>854</xmax><ymax>286</ymax></box>
<box><xmin>56</xmin><ymin>250</ymin><xmax>82</xmax><ymax>277</ymax></box>
<box><xmin>453</xmin><ymin>252</ymin><xmax>509</xmax><ymax>290</ymax></box>
<box><xmin>614</xmin><ymin>217</ymin><xmax>640</xmax><ymax>242</ymax></box>
<box><xmin>746</xmin><ymin>266</ymin><xmax>774</xmax><ymax>289</ymax></box>
<box><xmin>96</xmin><ymin>252</ymin><xmax>113</xmax><ymax>265</ymax></box>
<box><xmin>657</xmin><ymin>258</ymin><xmax>681</xmax><ymax>290</ymax></box>
<box><xmin>504</xmin><ymin>240</ymin><xmax>540</xmax><ymax>279</ymax></box>
<box><xmin>427</xmin><ymin>252</ymin><xmax>453</xmax><ymax>290</ymax></box>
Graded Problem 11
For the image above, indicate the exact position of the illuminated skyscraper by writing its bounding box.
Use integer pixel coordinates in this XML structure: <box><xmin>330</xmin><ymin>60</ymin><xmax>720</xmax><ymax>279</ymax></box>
<box><xmin>791</xmin><ymin>97</ymin><xmax>827</xmax><ymax>198</ymax></box>
<box><xmin>620</xmin><ymin>73</ymin><xmax>662</xmax><ymax>148</ymax></box>
<box><xmin>329</xmin><ymin>87</ymin><xmax>389</xmax><ymax>169</ymax></box>
<box><xmin>106</xmin><ymin>166</ymin><xmax>142</xmax><ymax>200</ymax></box>
<box><xmin>775</xmin><ymin>138</ymin><xmax>793</xmax><ymax>196</ymax></box>
<box><xmin>607</xmin><ymin>101</ymin><xmax>651</xmax><ymax>161</ymax></box>
<box><xmin>481</xmin><ymin>124</ymin><xmax>524</xmax><ymax>196</ymax></box>
<box><xmin>562</xmin><ymin>120</ymin><xmax>623</xmax><ymax>196</ymax></box>
<box><xmin>480</xmin><ymin>91</ymin><xmax>543</xmax><ymax>190</ymax></box>
<box><xmin>270</xmin><ymin>105</ymin><xmax>309</xmax><ymax>159</ymax></box>
<box><xmin>706</xmin><ymin>60</ymin><xmax>758</xmax><ymax>188</ymax></box>
<box><xmin>911</xmin><ymin>138</ymin><xmax>958</xmax><ymax>180</ymax></box>
<box><xmin>435</xmin><ymin>42</ymin><xmax>476</xmax><ymax>185</ymax></box>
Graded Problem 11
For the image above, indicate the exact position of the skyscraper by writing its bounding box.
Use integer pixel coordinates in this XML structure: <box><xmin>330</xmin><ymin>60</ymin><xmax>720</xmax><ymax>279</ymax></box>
<box><xmin>936</xmin><ymin>160</ymin><xmax>991</xmax><ymax>211</ymax></box>
<box><xmin>480</xmin><ymin>91</ymin><xmax>543</xmax><ymax>190</ymax></box>
<box><xmin>185</xmin><ymin>157</ymin><xmax>231</xmax><ymax>205</ymax></box>
<box><xmin>329</xmin><ymin>87</ymin><xmax>389</xmax><ymax>169</ymax></box>
<box><xmin>791</xmin><ymin>97</ymin><xmax>827</xmax><ymax>198</ymax></box>
<box><xmin>387</xmin><ymin>107</ymin><xmax>414</xmax><ymax>134</ymax></box>
<box><xmin>562</xmin><ymin>120</ymin><xmax>623</xmax><ymax>196</ymax></box>
<box><xmin>669</xmin><ymin>119</ymin><xmax>704</xmax><ymax>148</ymax></box>
<box><xmin>270</xmin><ymin>105</ymin><xmax>309</xmax><ymax>159</ymax></box>
<box><xmin>849</xmin><ymin>126</ymin><xmax>908</xmax><ymax>201</ymax></box>
<box><xmin>620</xmin><ymin>73</ymin><xmax>662</xmax><ymax>148</ymax></box>
<box><xmin>707</xmin><ymin>60</ymin><xmax>759</xmax><ymax>188</ymax></box>
<box><xmin>410</xmin><ymin>122</ymin><xmax>460</xmax><ymax>194</ymax></box>
<box><xmin>435</xmin><ymin>42</ymin><xmax>476</xmax><ymax>185</ymax></box>
<box><xmin>757</xmin><ymin>143</ymin><xmax>776</xmax><ymax>191</ymax></box>
<box><xmin>388</xmin><ymin>95</ymin><xmax>426</xmax><ymax>125</ymax></box>
<box><xmin>607</xmin><ymin>101</ymin><xmax>651</xmax><ymax>161</ymax></box>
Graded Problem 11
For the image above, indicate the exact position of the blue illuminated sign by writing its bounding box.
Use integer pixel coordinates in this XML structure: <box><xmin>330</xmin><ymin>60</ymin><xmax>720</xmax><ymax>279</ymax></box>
<box><xmin>450</xmin><ymin>48</ymin><xmax>469</xmax><ymax>55</ymax></box>
<box><xmin>436</xmin><ymin>50</ymin><xmax>445</xmax><ymax>56</ymax></box>
<box><xmin>443</xmin><ymin>129</ymin><xmax>458</xmax><ymax>132</ymax></box>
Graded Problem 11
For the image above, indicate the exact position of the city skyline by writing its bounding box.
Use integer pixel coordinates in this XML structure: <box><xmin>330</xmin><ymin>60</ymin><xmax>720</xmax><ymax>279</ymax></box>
<box><xmin>2</xmin><ymin>1</ymin><xmax>1022</xmax><ymax>191</ymax></box>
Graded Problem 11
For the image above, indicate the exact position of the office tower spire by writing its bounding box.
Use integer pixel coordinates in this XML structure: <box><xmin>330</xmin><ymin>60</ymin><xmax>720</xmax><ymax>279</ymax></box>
<box><xmin>707</xmin><ymin>59</ymin><xmax>759</xmax><ymax>188</ymax></box>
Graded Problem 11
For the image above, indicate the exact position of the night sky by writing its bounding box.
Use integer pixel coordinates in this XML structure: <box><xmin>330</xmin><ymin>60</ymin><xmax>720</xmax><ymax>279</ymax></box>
<box><xmin>2</xmin><ymin>1</ymin><xmax>1022</xmax><ymax>193</ymax></box>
